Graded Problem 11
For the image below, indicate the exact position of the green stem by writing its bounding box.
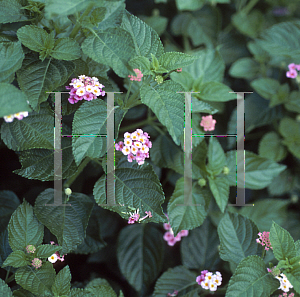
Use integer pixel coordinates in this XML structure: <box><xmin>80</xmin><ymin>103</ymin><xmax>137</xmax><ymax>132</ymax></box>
<box><xmin>183</xmin><ymin>35</ymin><xmax>191</xmax><ymax>52</ymax></box>
<box><xmin>119</xmin><ymin>116</ymin><xmax>157</xmax><ymax>133</ymax></box>
<box><xmin>124</xmin><ymin>81</ymin><xmax>133</xmax><ymax>105</ymax></box>
<box><xmin>242</xmin><ymin>0</ymin><xmax>259</xmax><ymax>14</ymax></box>
<box><xmin>262</xmin><ymin>249</ymin><xmax>266</xmax><ymax>259</ymax></box>
<box><xmin>152</xmin><ymin>123</ymin><xmax>166</xmax><ymax>135</ymax></box>
<box><xmin>5</xmin><ymin>267</ymin><xmax>11</xmax><ymax>283</ymax></box>
<box><xmin>69</xmin><ymin>3</ymin><xmax>94</xmax><ymax>39</ymax></box>
<box><xmin>5</xmin><ymin>273</ymin><xmax>15</xmax><ymax>284</ymax></box>
<box><xmin>63</xmin><ymin>157</ymin><xmax>90</xmax><ymax>188</ymax></box>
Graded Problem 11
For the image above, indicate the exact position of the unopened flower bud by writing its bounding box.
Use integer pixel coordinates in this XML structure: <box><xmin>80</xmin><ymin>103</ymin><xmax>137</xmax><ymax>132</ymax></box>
<box><xmin>198</xmin><ymin>178</ymin><xmax>206</xmax><ymax>187</ymax></box>
<box><xmin>65</xmin><ymin>188</ymin><xmax>72</xmax><ymax>196</ymax></box>
<box><xmin>223</xmin><ymin>166</ymin><xmax>230</xmax><ymax>175</ymax></box>
<box><xmin>155</xmin><ymin>75</ymin><xmax>163</xmax><ymax>84</ymax></box>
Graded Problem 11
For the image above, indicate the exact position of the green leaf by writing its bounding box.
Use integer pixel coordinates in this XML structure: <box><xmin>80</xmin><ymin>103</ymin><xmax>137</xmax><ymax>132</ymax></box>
<box><xmin>229</xmin><ymin>57</ymin><xmax>260</xmax><ymax>79</ymax></box>
<box><xmin>224</xmin><ymin>150</ymin><xmax>237</xmax><ymax>187</ymax></box>
<box><xmin>121</xmin><ymin>10</ymin><xmax>164</xmax><ymax>59</ymax></box>
<box><xmin>140</xmin><ymin>81</ymin><xmax>184</xmax><ymax>145</ymax></box>
<box><xmin>142</xmin><ymin>15</ymin><xmax>168</xmax><ymax>36</ymax></box>
<box><xmin>128</xmin><ymin>56</ymin><xmax>152</xmax><ymax>75</ymax></box>
<box><xmin>268</xmin><ymin>168</ymin><xmax>297</xmax><ymax>196</ymax></box>
<box><xmin>285</xmin><ymin>91</ymin><xmax>300</xmax><ymax>113</ymax></box>
<box><xmin>34</xmin><ymin>189</ymin><xmax>94</xmax><ymax>255</ymax></box>
<box><xmin>117</xmin><ymin>224</ymin><xmax>164</xmax><ymax>292</ymax></box>
<box><xmin>85</xmin><ymin>284</ymin><xmax>117</xmax><ymax>296</ymax></box>
<box><xmin>44</xmin><ymin>0</ymin><xmax>96</xmax><ymax>18</ymax></box>
<box><xmin>296</xmin><ymin>240</ymin><xmax>300</xmax><ymax>257</ymax></box>
<box><xmin>0</xmin><ymin>83</ymin><xmax>31</xmax><ymax>118</ymax></box>
<box><xmin>35</xmin><ymin>244</ymin><xmax>62</xmax><ymax>258</ymax></box>
<box><xmin>191</xmin><ymin>97</ymin><xmax>218</xmax><ymax>114</ymax></box>
<box><xmin>12</xmin><ymin>287</ymin><xmax>35</xmax><ymax>296</ymax></box>
<box><xmin>285</xmin><ymin>268</ymin><xmax>300</xmax><ymax>295</ymax></box>
<box><xmin>51</xmin><ymin>265</ymin><xmax>71</xmax><ymax>296</ymax></box>
<box><xmin>208</xmin><ymin>176</ymin><xmax>229</xmax><ymax>213</ymax></box>
<box><xmin>8</xmin><ymin>200</ymin><xmax>44</xmax><ymax>252</ymax></box>
<box><xmin>2</xmin><ymin>250</ymin><xmax>29</xmax><ymax>268</ymax></box>
<box><xmin>1</xmin><ymin>109</ymin><xmax>54</xmax><ymax>151</ymax></box>
<box><xmin>50</xmin><ymin>38</ymin><xmax>81</xmax><ymax>60</ymax></box>
<box><xmin>180</xmin><ymin>218</ymin><xmax>219</xmax><ymax>270</ymax></box>
<box><xmin>207</xmin><ymin>137</ymin><xmax>226</xmax><ymax>175</ymax></box>
<box><xmin>170</xmin><ymin>71</ymin><xmax>194</xmax><ymax>91</ymax></box>
<box><xmin>194</xmin><ymin>81</ymin><xmax>236</xmax><ymax>102</ymax></box>
<box><xmin>250</xmin><ymin>78</ymin><xmax>281</xmax><ymax>100</ymax></box>
<box><xmin>269</xmin><ymin>221</ymin><xmax>296</xmax><ymax>261</ymax></box>
<box><xmin>93</xmin><ymin>158</ymin><xmax>166</xmax><ymax>224</ymax></box>
<box><xmin>16</xmin><ymin>54</ymin><xmax>74</xmax><ymax>111</ymax></box>
<box><xmin>0</xmin><ymin>278</ymin><xmax>12</xmax><ymax>296</ymax></box>
<box><xmin>14</xmin><ymin>137</ymin><xmax>78</xmax><ymax>181</ymax></box>
<box><xmin>258</xmin><ymin>131</ymin><xmax>287</xmax><ymax>162</ymax></box>
<box><xmin>0</xmin><ymin>191</ymin><xmax>20</xmax><ymax>231</ymax></box>
<box><xmin>0</xmin><ymin>0</ymin><xmax>27</xmax><ymax>23</ymax></box>
<box><xmin>158</xmin><ymin>52</ymin><xmax>196</xmax><ymax>72</ymax></box>
<box><xmin>153</xmin><ymin>266</ymin><xmax>198</xmax><ymax>297</ymax></box>
<box><xmin>225</xmin><ymin>255</ymin><xmax>279</xmax><ymax>297</ymax></box>
<box><xmin>167</xmin><ymin>177</ymin><xmax>210</xmax><ymax>236</ymax></box>
<box><xmin>175</xmin><ymin>0</ymin><xmax>205</xmax><ymax>11</ymax></box>
<box><xmin>218</xmin><ymin>212</ymin><xmax>261</xmax><ymax>265</ymax></box>
<box><xmin>0</xmin><ymin>41</ymin><xmax>24</xmax><ymax>83</ymax></box>
<box><xmin>15</xmin><ymin>261</ymin><xmax>56</xmax><ymax>297</ymax></box>
<box><xmin>17</xmin><ymin>25</ymin><xmax>54</xmax><ymax>54</ymax></box>
<box><xmin>279</xmin><ymin>117</ymin><xmax>300</xmax><ymax>159</ymax></box>
<box><xmin>243</xmin><ymin>151</ymin><xmax>287</xmax><ymax>190</ymax></box>
<box><xmin>81</xmin><ymin>27</ymin><xmax>135</xmax><ymax>78</ymax></box>
<box><xmin>256</xmin><ymin>20</ymin><xmax>300</xmax><ymax>62</ymax></box>
<box><xmin>0</xmin><ymin>229</ymin><xmax>14</xmax><ymax>272</ymax></box>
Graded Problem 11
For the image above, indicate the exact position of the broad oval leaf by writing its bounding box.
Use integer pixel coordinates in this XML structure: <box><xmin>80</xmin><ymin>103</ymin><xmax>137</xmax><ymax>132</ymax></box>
<box><xmin>158</xmin><ymin>52</ymin><xmax>196</xmax><ymax>71</ymax></box>
<box><xmin>208</xmin><ymin>176</ymin><xmax>229</xmax><ymax>213</ymax></box>
<box><xmin>51</xmin><ymin>38</ymin><xmax>81</xmax><ymax>60</ymax></box>
<box><xmin>217</xmin><ymin>212</ymin><xmax>261</xmax><ymax>265</ymax></box>
<box><xmin>117</xmin><ymin>224</ymin><xmax>164</xmax><ymax>292</ymax></box>
<box><xmin>2</xmin><ymin>250</ymin><xmax>29</xmax><ymax>268</ymax></box>
<box><xmin>0</xmin><ymin>0</ymin><xmax>27</xmax><ymax>24</ymax></box>
<box><xmin>207</xmin><ymin>137</ymin><xmax>226</xmax><ymax>175</ymax></box>
<box><xmin>8</xmin><ymin>200</ymin><xmax>44</xmax><ymax>252</ymax></box>
<box><xmin>51</xmin><ymin>265</ymin><xmax>71</xmax><ymax>297</ymax></box>
<box><xmin>225</xmin><ymin>255</ymin><xmax>279</xmax><ymax>297</ymax></box>
<box><xmin>34</xmin><ymin>189</ymin><xmax>94</xmax><ymax>255</ymax></box>
<box><xmin>0</xmin><ymin>190</ymin><xmax>20</xmax><ymax>231</ymax></box>
<box><xmin>140</xmin><ymin>81</ymin><xmax>184</xmax><ymax>145</ymax></box>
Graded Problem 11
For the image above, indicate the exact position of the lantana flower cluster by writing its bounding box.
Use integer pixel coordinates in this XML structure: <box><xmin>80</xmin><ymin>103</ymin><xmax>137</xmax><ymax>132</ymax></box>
<box><xmin>278</xmin><ymin>293</ymin><xmax>295</xmax><ymax>297</ymax></box>
<box><xmin>3</xmin><ymin>111</ymin><xmax>28</xmax><ymax>123</ymax></box>
<box><xmin>115</xmin><ymin>129</ymin><xmax>152</xmax><ymax>165</ymax></box>
<box><xmin>196</xmin><ymin>270</ymin><xmax>222</xmax><ymax>292</ymax></box>
<box><xmin>48</xmin><ymin>241</ymin><xmax>66</xmax><ymax>263</ymax></box>
<box><xmin>31</xmin><ymin>258</ymin><xmax>42</xmax><ymax>269</ymax></box>
<box><xmin>286</xmin><ymin>63</ymin><xmax>300</xmax><ymax>79</ymax></box>
<box><xmin>200</xmin><ymin>115</ymin><xmax>216</xmax><ymax>132</ymax></box>
<box><xmin>128</xmin><ymin>69</ymin><xmax>143</xmax><ymax>81</ymax></box>
<box><xmin>275</xmin><ymin>273</ymin><xmax>294</xmax><ymax>293</ymax></box>
<box><xmin>26</xmin><ymin>244</ymin><xmax>36</xmax><ymax>254</ymax></box>
<box><xmin>256</xmin><ymin>231</ymin><xmax>273</xmax><ymax>251</ymax></box>
<box><xmin>163</xmin><ymin>214</ymin><xmax>189</xmax><ymax>246</ymax></box>
<box><xmin>127</xmin><ymin>208</ymin><xmax>152</xmax><ymax>224</ymax></box>
<box><xmin>65</xmin><ymin>75</ymin><xmax>105</xmax><ymax>104</ymax></box>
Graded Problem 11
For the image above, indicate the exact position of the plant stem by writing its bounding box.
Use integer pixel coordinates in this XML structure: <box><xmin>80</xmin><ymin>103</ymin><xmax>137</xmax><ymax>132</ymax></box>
<box><xmin>183</xmin><ymin>35</ymin><xmax>191</xmax><ymax>52</ymax></box>
<box><xmin>262</xmin><ymin>248</ymin><xmax>266</xmax><ymax>259</ymax></box>
<box><xmin>5</xmin><ymin>273</ymin><xmax>15</xmax><ymax>284</ymax></box>
<box><xmin>124</xmin><ymin>81</ymin><xmax>133</xmax><ymax>105</ymax></box>
<box><xmin>242</xmin><ymin>0</ymin><xmax>259</xmax><ymax>14</ymax></box>
<box><xmin>69</xmin><ymin>3</ymin><xmax>94</xmax><ymax>39</ymax></box>
<box><xmin>152</xmin><ymin>124</ymin><xmax>166</xmax><ymax>135</ymax></box>
<box><xmin>119</xmin><ymin>116</ymin><xmax>157</xmax><ymax>133</ymax></box>
<box><xmin>5</xmin><ymin>267</ymin><xmax>11</xmax><ymax>283</ymax></box>
<box><xmin>63</xmin><ymin>157</ymin><xmax>90</xmax><ymax>188</ymax></box>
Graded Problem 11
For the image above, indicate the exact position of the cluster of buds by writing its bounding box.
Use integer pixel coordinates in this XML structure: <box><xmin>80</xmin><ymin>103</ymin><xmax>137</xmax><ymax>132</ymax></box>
<box><xmin>31</xmin><ymin>258</ymin><xmax>42</xmax><ymax>269</ymax></box>
<box><xmin>275</xmin><ymin>273</ymin><xmax>294</xmax><ymax>293</ymax></box>
<box><xmin>278</xmin><ymin>293</ymin><xmax>295</xmax><ymax>297</ymax></box>
<box><xmin>196</xmin><ymin>270</ymin><xmax>222</xmax><ymax>292</ymax></box>
<box><xmin>200</xmin><ymin>115</ymin><xmax>216</xmax><ymax>132</ymax></box>
<box><xmin>127</xmin><ymin>208</ymin><xmax>152</xmax><ymax>224</ymax></box>
<box><xmin>115</xmin><ymin>129</ymin><xmax>152</xmax><ymax>165</ymax></box>
<box><xmin>256</xmin><ymin>231</ymin><xmax>273</xmax><ymax>251</ymax></box>
<box><xmin>128</xmin><ymin>69</ymin><xmax>143</xmax><ymax>81</ymax></box>
<box><xmin>48</xmin><ymin>241</ymin><xmax>66</xmax><ymax>263</ymax></box>
<box><xmin>163</xmin><ymin>214</ymin><xmax>189</xmax><ymax>246</ymax></box>
<box><xmin>3</xmin><ymin>111</ymin><xmax>28</xmax><ymax>123</ymax></box>
<box><xmin>167</xmin><ymin>290</ymin><xmax>179</xmax><ymax>296</ymax></box>
<box><xmin>65</xmin><ymin>75</ymin><xmax>105</xmax><ymax>104</ymax></box>
<box><xmin>26</xmin><ymin>244</ymin><xmax>36</xmax><ymax>254</ymax></box>
<box><xmin>286</xmin><ymin>63</ymin><xmax>300</xmax><ymax>79</ymax></box>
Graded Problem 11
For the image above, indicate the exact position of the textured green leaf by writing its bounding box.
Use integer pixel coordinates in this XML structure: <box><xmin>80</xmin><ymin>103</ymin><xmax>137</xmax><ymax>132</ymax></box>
<box><xmin>0</xmin><ymin>229</ymin><xmax>14</xmax><ymax>272</ymax></box>
<box><xmin>140</xmin><ymin>81</ymin><xmax>184</xmax><ymax>145</ymax></box>
<box><xmin>256</xmin><ymin>20</ymin><xmax>300</xmax><ymax>62</ymax></box>
<box><xmin>2</xmin><ymin>250</ymin><xmax>29</xmax><ymax>268</ymax></box>
<box><xmin>268</xmin><ymin>168</ymin><xmax>297</xmax><ymax>196</ymax></box>
<box><xmin>207</xmin><ymin>137</ymin><xmax>226</xmax><ymax>176</ymax></box>
<box><xmin>153</xmin><ymin>266</ymin><xmax>198</xmax><ymax>297</ymax></box>
<box><xmin>251</xmin><ymin>78</ymin><xmax>280</xmax><ymax>100</ymax></box>
<box><xmin>296</xmin><ymin>240</ymin><xmax>300</xmax><ymax>257</ymax></box>
<box><xmin>1</xmin><ymin>109</ymin><xmax>54</xmax><ymax>151</ymax></box>
<box><xmin>121</xmin><ymin>10</ymin><xmax>164</xmax><ymax>59</ymax></box>
<box><xmin>270</xmin><ymin>222</ymin><xmax>296</xmax><ymax>261</ymax></box>
<box><xmin>14</xmin><ymin>137</ymin><xmax>78</xmax><ymax>181</ymax></box>
<box><xmin>158</xmin><ymin>52</ymin><xmax>196</xmax><ymax>71</ymax></box>
<box><xmin>17</xmin><ymin>25</ymin><xmax>53</xmax><ymax>53</ymax></box>
<box><xmin>142</xmin><ymin>15</ymin><xmax>168</xmax><ymax>36</ymax></box>
<box><xmin>242</xmin><ymin>151</ymin><xmax>287</xmax><ymax>190</ymax></box>
<box><xmin>93</xmin><ymin>158</ymin><xmax>166</xmax><ymax>224</ymax></box>
<box><xmin>225</xmin><ymin>255</ymin><xmax>279</xmax><ymax>297</ymax></box>
<box><xmin>0</xmin><ymin>41</ymin><xmax>24</xmax><ymax>83</ymax></box>
<box><xmin>51</xmin><ymin>265</ymin><xmax>71</xmax><ymax>296</ymax></box>
<box><xmin>170</xmin><ymin>71</ymin><xmax>194</xmax><ymax>91</ymax></box>
<box><xmin>180</xmin><ymin>218</ymin><xmax>219</xmax><ymax>270</ymax></box>
<box><xmin>35</xmin><ymin>244</ymin><xmax>62</xmax><ymax>258</ymax></box>
<box><xmin>168</xmin><ymin>177</ymin><xmax>210</xmax><ymax>236</ymax></box>
<box><xmin>208</xmin><ymin>176</ymin><xmax>229</xmax><ymax>213</ymax></box>
<box><xmin>8</xmin><ymin>200</ymin><xmax>44</xmax><ymax>252</ymax></box>
<box><xmin>191</xmin><ymin>97</ymin><xmax>218</xmax><ymax>114</ymax></box>
<box><xmin>224</xmin><ymin>150</ymin><xmax>237</xmax><ymax>187</ymax></box>
<box><xmin>81</xmin><ymin>27</ymin><xmax>135</xmax><ymax>78</ymax></box>
<box><xmin>229</xmin><ymin>57</ymin><xmax>260</xmax><ymax>79</ymax></box>
<box><xmin>34</xmin><ymin>189</ymin><xmax>94</xmax><ymax>255</ymax></box>
<box><xmin>117</xmin><ymin>224</ymin><xmax>164</xmax><ymax>292</ymax></box>
<box><xmin>16</xmin><ymin>54</ymin><xmax>74</xmax><ymax>111</ymax></box>
<box><xmin>0</xmin><ymin>191</ymin><xmax>20</xmax><ymax>231</ymax></box>
<box><xmin>285</xmin><ymin>267</ymin><xmax>300</xmax><ymax>295</ymax></box>
<box><xmin>11</xmin><ymin>287</ymin><xmax>35</xmax><ymax>296</ymax></box>
<box><xmin>285</xmin><ymin>91</ymin><xmax>300</xmax><ymax>113</ymax></box>
<box><xmin>50</xmin><ymin>38</ymin><xmax>81</xmax><ymax>60</ymax></box>
<box><xmin>258</xmin><ymin>131</ymin><xmax>287</xmax><ymax>162</ymax></box>
<box><xmin>0</xmin><ymin>83</ymin><xmax>31</xmax><ymax>118</ymax></box>
<box><xmin>194</xmin><ymin>81</ymin><xmax>236</xmax><ymax>102</ymax></box>
<box><xmin>218</xmin><ymin>212</ymin><xmax>261</xmax><ymax>265</ymax></box>
<box><xmin>0</xmin><ymin>0</ymin><xmax>27</xmax><ymax>23</ymax></box>
<box><xmin>128</xmin><ymin>56</ymin><xmax>152</xmax><ymax>75</ymax></box>
<box><xmin>15</xmin><ymin>261</ymin><xmax>56</xmax><ymax>297</ymax></box>
<box><xmin>279</xmin><ymin>117</ymin><xmax>300</xmax><ymax>159</ymax></box>
<box><xmin>175</xmin><ymin>0</ymin><xmax>205</xmax><ymax>11</ymax></box>
<box><xmin>0</xmin><ymin>278</ymin><xmax>12</xmax><ymax>296</ymax></box>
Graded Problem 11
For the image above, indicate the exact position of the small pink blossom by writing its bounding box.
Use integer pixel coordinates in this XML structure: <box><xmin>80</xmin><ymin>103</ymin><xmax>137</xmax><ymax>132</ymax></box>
<box><xmin>179</xmin><ymin>230</ymin><xmax>189</xmax><ymax>237</ymax></box>
<box><xmin>286</xmin><ymin>70</ymin><xmax>298</xmax><ymax>78</ymax></box>
<box><xmin>163</xmin><ymin>223</ymin><xmax>171</xmax><ymax>230</ymax></box>
<box><xmin>200</xmin><ymin>115</ymin><xmax>216</xmax><ymax>132</ymax></box>
<box><xmin>167</xmin><ymin>290</ymin><xmax>178</xmax><ymax>296</ymax></box>
<box><xmin>176</xmin><ymin>68</ymin><xmax>182</xmax><ymax>72</ymax></box>
<box><xmin>256</xmin><ymin>231</ymin><xmax>273</xmax><ymax>250</ymax></box>
<box><xmin>32</xmin><ymin>258</ymin><xmax>42</xmax><ymax>269</ymax></box>
<box><xmin>128</xmin><ymin>69</ymin><xmax>143</xmax><ymax>81</ymax></box>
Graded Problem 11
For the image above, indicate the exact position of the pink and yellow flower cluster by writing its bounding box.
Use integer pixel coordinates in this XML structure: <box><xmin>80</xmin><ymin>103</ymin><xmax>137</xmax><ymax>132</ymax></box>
<box><xmin>196</xmin><ymin>270</ymin><xmax>222</xmax><ymax>292</ymax></box>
